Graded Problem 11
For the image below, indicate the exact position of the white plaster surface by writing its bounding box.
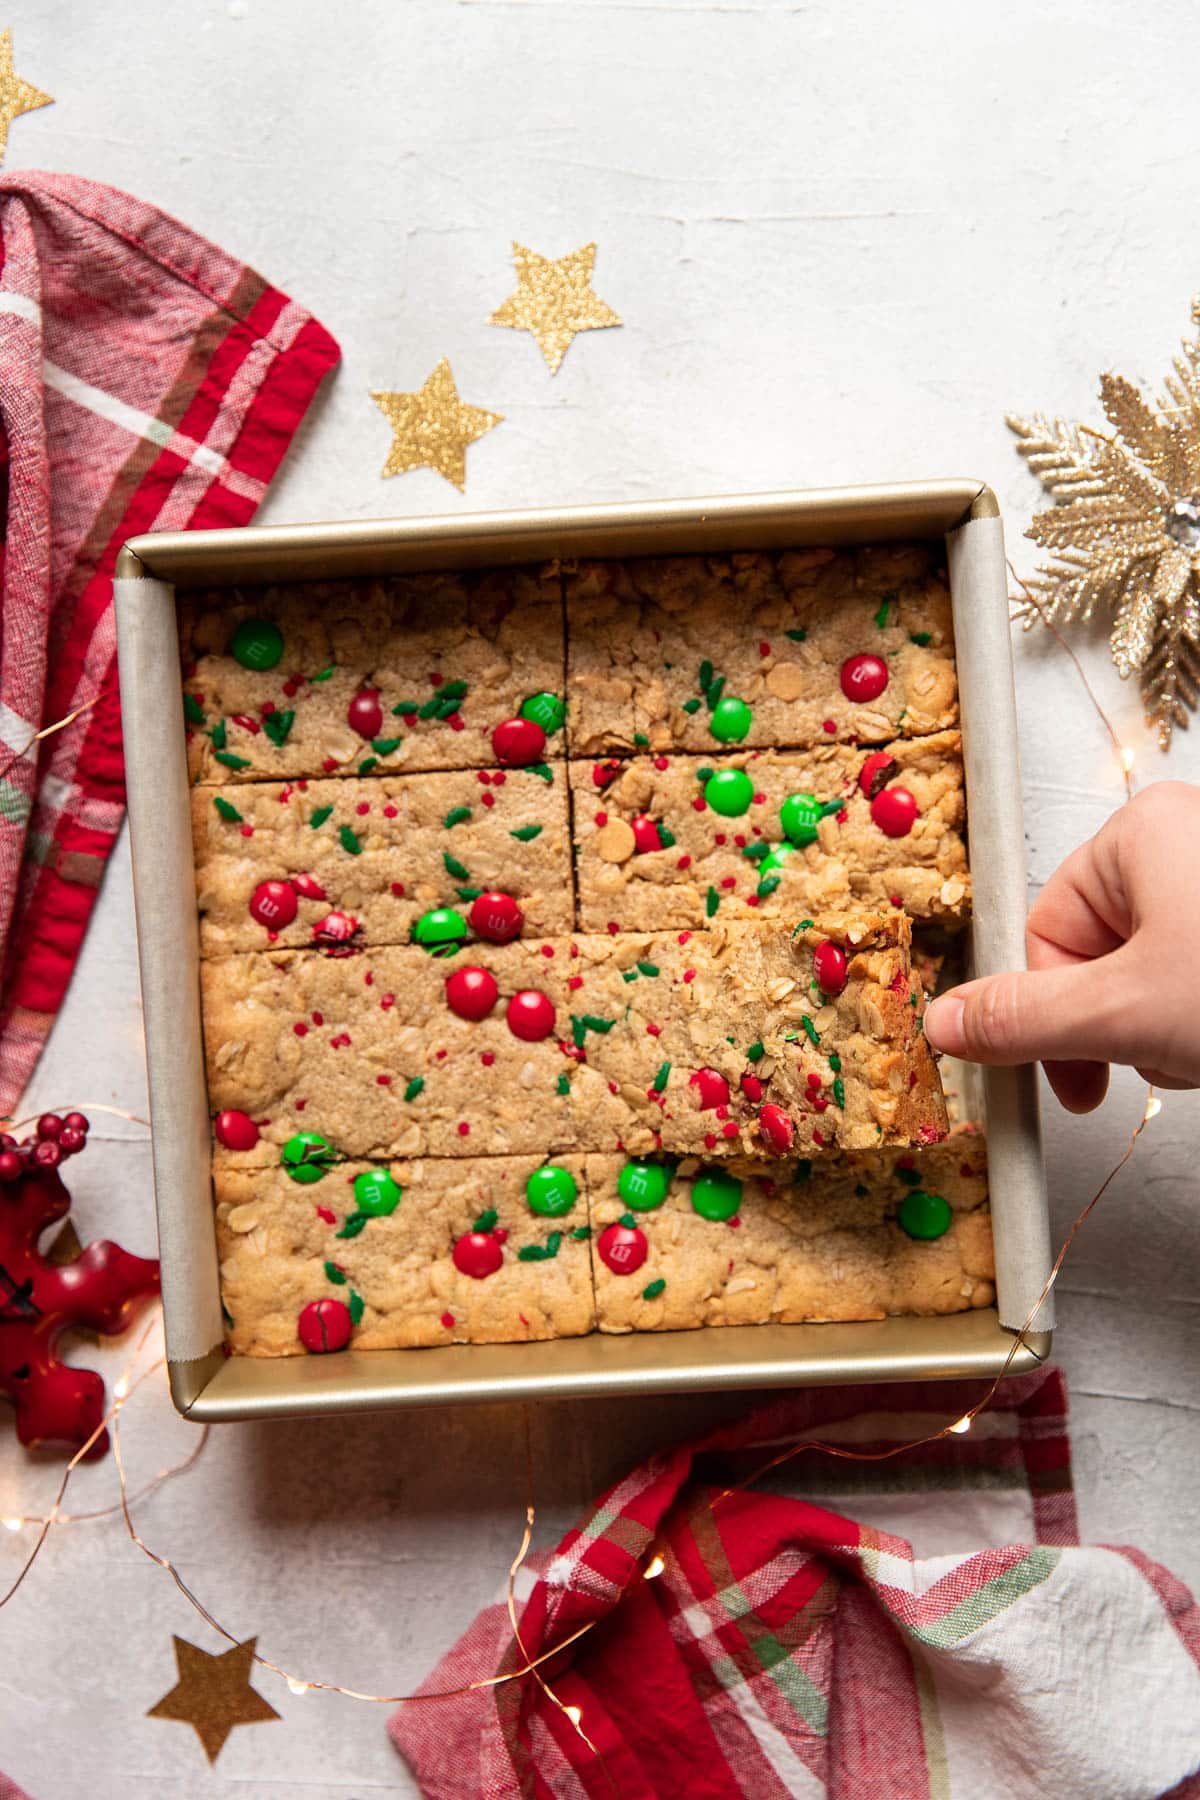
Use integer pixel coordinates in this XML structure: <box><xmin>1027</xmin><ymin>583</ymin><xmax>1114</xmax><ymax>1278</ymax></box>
<box><xmin>3</xmin><ymin>2</ymin><xmax>1200</xmax><ymax>1793</ymax></box>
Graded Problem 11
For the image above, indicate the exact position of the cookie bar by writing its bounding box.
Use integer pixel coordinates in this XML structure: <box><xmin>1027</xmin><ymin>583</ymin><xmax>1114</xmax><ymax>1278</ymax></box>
<box><xmin>202</xmin><ymin>916</ymin><xmax>946</xmax><ymax>1165</ymax></box>
<box><xmin>216</xmin><ymin>1153</ymin><xmax>593</xmax><ymax>1355</ymax></box>
<box><xmin>588</xmin><ymin>1132</ymin><xmax>994</xmax><ymax>1332</ymax></box>
<box><xmin>192</xmin><ymin>766</ymin><xmax>572</xmax><ymax>956</ymax></box>
<box><xmin>180</xmin><ymin>564</ymin><xmax>565</xmax><ymax>783</ymax></box>
<box><xmin>565</xmin><ymin>542</ymin><xmax>955</xmax><ymax>756</ymax></box>
<box><xmin>572</xmin><ymin>732</ymin><xmax>968</xmax><ymax>931</ymax></box>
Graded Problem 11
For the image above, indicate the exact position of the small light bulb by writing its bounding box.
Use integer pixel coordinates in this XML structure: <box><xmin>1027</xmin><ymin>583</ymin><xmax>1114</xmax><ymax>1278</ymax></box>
<box><xmin>1</xmin><ymin>1516</ymin><xmax>23</xmax><ymax>1532</ymax></box>
<box><xmin>948</xmin><ymin>1415</ymin><xmax>972</xmax><ymax>1435</ymax></box>
<box><xmin>1119</xmin><ymin>746</ymin><xmax>1136</xmax><ymax>773</ymax></box>
<box><xmin>643</xmin><ymin>1553</ymin><xmax>665</xmax><ymax>1580</ymax></box>
<box><xmin>1145</xmin><ymin>1095</ymin><xmax>1162</xmax><ymax>1121</ymax></box>
<box><xmin>286</xmin><ymin>1677</ymin><xmax>309</xmax><ymax>1696</ymax></box>
<box><xmin>563</xmin><ymin>1704</ymin><xmax>583</xmax><ymax>1729</ymax></box>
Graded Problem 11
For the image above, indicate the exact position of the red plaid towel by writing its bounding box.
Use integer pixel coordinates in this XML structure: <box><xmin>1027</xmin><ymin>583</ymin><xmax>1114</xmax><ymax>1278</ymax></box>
<box><xmin>0</xmin><ymin>171</ymin><xmax>339</xmax><ymax>1110</ymax></box>
<box><xmin>391</xmin><ymin>1370</ymin><xmax>1200</xmax><ymax>1798</ymax></box>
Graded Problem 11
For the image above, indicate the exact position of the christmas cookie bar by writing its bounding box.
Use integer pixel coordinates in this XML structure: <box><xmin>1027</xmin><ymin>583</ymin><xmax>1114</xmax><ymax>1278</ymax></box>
<box><xmin>192</xmin><ymin>766</ymin><xmax>572</xmax><ymax>957</ymax></box>
<box><xmin>215</xmin><ymin>1153</ymin><xmax>593</xmax><ymax>1355</ymax></box>
<box><xmin>201</xmin><ymin>915</ymin><xmax>945</xmax><ymax>1165</ymax></box>
<box><xmin>587</xmin><ymin>1132</ymin><xmax>994</xmax><ymax>1333</ymax></box>
<box><xmin>564</xmin><ymin>542</ymin><xmax>955</xmax><ymax>756</ymax></box>
<box><xmin>179</xmin><ymin>564</ymin><xmax>566</xmax><ymax>783</ymax></box>
<box><xmin>570</xmin><ymin>731</ymin><xmax>968</xmax><ymax>931</ymax></box>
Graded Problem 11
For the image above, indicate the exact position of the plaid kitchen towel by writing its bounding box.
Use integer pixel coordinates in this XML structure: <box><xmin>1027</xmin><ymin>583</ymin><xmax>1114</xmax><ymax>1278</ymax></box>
<box><xmin>0</xmin><ymin>171</ymin><xmax>339</xmax><ymax>1110</ymax></box>
<box><xmin>391</xmin><ymin>1369</ymin><xmax>1200</xmax><ymax>1798</ymax></box>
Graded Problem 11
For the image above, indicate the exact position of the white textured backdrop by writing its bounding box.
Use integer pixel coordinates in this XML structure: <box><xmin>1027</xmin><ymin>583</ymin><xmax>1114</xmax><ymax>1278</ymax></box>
<box><xmin>3</xmin><ymin>2</ymin><xmax>1199</xmax><ymax>1794</ymax></box>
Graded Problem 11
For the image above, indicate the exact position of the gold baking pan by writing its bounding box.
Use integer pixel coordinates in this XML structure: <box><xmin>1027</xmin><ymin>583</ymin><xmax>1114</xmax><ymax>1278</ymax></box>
<box><xmin>114</xmin><ymin>480</ymin><xmax>1052</xmax><ymax>1422</ymax></box>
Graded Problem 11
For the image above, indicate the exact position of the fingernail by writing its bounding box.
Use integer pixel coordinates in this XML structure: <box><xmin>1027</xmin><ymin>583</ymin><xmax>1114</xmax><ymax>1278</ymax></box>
<box><xmin>924</xmin><ymin>995</ymin><xmax>965</xmax><ymax>1054</ymax></box>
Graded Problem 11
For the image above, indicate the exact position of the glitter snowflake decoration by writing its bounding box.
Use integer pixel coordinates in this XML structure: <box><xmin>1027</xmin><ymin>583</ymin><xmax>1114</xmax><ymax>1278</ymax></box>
<box><xmin>1008</xmin><ymin>297</ymin><xmax>1200</xmax><ymax>748</ymax></box>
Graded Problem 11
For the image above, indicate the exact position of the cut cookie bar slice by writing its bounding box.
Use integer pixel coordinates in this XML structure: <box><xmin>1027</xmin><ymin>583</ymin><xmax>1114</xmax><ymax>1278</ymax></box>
<box><xmin>565</xmin><ymin>542</ymin><xmax>955</xmax><ymax>756</ymax></box>
<box><xmin>180</xmin><ymin>564</ymin><xmax>565</xmax><ymax>782</ymax></box>
<box><xmin>587</xmin><ymin>1131</ymin><xmax>993</xmax><ymax>1333</ymax></box>
<box><xmin>193</xmin><ymin>765</ymin><xmax>571</xmax><ymax>956</ymax></box>
<box><xmin>202</xmin><ymin>917</ymin><xmax>945</xmax><ymax>1165</ymax></box>
<box><xmin>215</xmin><ymin>1152</ymin><xmax>593</xmax><ymax>1356</ymax></box>
<box><xmin>572</xmin><ymin>732</ymin><xmax>968</xmax><ymax>931</ymax></box>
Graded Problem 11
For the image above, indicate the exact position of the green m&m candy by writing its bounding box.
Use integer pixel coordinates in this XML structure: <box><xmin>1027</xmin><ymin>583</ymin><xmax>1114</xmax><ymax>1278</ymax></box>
<box><xmin>520</xmin><ymin>691</ymin><xmax>566</xmax><ymax>735</ymax></box>
<box><xmin>898</xmin><ymin>1189</ymin><xmax>952</xmax><ymax>1240</ymax></box>
<box><xmin>527</xmin><ymin>1165</ymin><xmax>578</xmax><ymax>1217</ymax></box>
<box><xmin>691</xmin><ymin>1169</ymin><xmax>742</xmax><ymax>1222</ymax></box>
<box><xmin>710</xmin><ymin>696</ymin><xmax>753</xmax><ymax>743</ymax></box>
<box><xmin>281</xmin><ymin>1131</ymin><xmax>336</xmax><ymax>1185</ymax></box>
<box><xmin>780</xmin><ymin>791</ymin><xmax>821</xmax><ymax>846</ymax></box>
<box><xmin>618</xmin><ymin>1160</ymin><xmax>670</xmax><ymax>1212</ymax></box>
<box><xmin>412</xmin><ymin>907</ymin><xmax>469</xmax><ymax>955</ymax></box>
<box><xmin>704</xmin><ymin>768</ymin><xmax>755</xmax><ymax>817</ymax></box>
<box><xmin>758</xmin><ymin>844</ymin><xmax>794</xmax><ymax>876</ymax></box>
<box><xmin>229</xmin><ymin>618</ymin><xmax>284</xmax><ymax>671</ymax></box>
<box><xmin>353</xmin><ymin>1169</ymin><xmax>402</xmax><ymax>1216</ymax></box>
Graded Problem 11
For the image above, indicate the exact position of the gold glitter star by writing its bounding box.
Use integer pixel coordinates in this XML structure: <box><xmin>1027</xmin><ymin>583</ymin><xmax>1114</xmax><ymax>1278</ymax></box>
<box><xmin>371</xmin><ymin>359</ymin><xmax>502</xmax><ymax>491</ymax></box>
<box><xmin>0</xmin><ymin>29</ymin><xmax>52</xmax><ymax>168</ymax></box>
<box><xmin>489</xmin><ymin>241</ymin><xmax>621</xmax><ymax>375</ymax></box>
<box><xmin>147</xmin><ymin>1636</ymin><xmax>280</xmax><ymax>1764</ymax></box>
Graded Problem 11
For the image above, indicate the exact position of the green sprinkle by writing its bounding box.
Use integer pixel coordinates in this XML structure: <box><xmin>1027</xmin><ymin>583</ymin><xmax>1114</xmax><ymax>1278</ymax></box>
<box><xmin>855</xmin><ymin>1183</ymin><xmax>869</xmax><ymax>1197</ymax></box>
<box><xmin>474</xmin><ymin>1208</ymin><xmax>498</xmax><ymax>1233</ymax></box>
<box><xmin>698</xmin><ymin>659</ymin><xmax>714</xmax><ymax>692</ymax></box>
<box><xmin>697</xmin><ymin>766</ymin><xmax>714</xmax><ymax>783</ymax></box>
<box><xmin>572</xmin><ymin>1013</ymin><xmax>615</xmax><ymax>1047</ymax></box>
<box><xmin>832</xmin><ymin>1077</ymin><xmax>846</xmax><ymax>1109</ymax></box>
<box><xmin>682</xmin><ymin>697</ymin><xmax>702</xmax><ymax>714</ymax></box>
<box><xmin>455</xmin><ymin>886</ymin><xmax>482</xmax><ymax>902</ymax></box>
<box><xmin>757</xmin><ymin>875</ymin><xmax>781</xmax><ymax>899</ymax></box>
<box><xmin>393</xmin><ymin>700</ymin><xmax>418</xmax><ymax>716</ymax></box>
<box><xmin>570</xmin><ymin>1225</ymin><xmax>591</xmax><ymax>1240</ymax></box>
<box><xmin>895</xmin><ymin>1165</ymin><xmax>922</xmax><ymax>1186</ymax></box>
<box><xmin>336</xmin><ymin>1213</ymin><xmax>370</xmax><ymax>1239</ymax></box>
<box><xmin>874</xmin><ymin>596</ymin><xmax>892</xmax><ymax>629</ymax></box>
<box><xmin>658</xmin><ymin>825</ymin><xmax>676</xmax><ymax>848</ymax></box>
<box><xmin>310</xmin><ymin>665</ymin><xmax>336</xmax><ymax>683</ymax></box>
<box><xmin>642</xmin><ymin>1279</ymin><xmax>666</xmax><ymax>1299</ymax></box>
<box><xmin>262</xmin><ymin>709</ymin><xmax>295</xmax><ymax>747</ymax></box>
<box><xmin>746</xmin><ymin>1041</ymin><xmax>765</xmax><ymax>1062</ymax></box>
<box><xmin>705</xmin><ymin>675</ymin><xmax>726</xmax><ymax>710</ymax></box>
<box><xmin>418</xmin><ymin>694</ymin><xmax>442</xmax><ymax>720</ymax></box>
<box><xmin>340</xmin><ymin>825</ymin><xmax>363</xmax><ymax>856</ymax></box>
<box><xmin>742</xmin><ymin>841</ymin><xmax>771</xmax><ymax>862</ymax></box>
<box><xmin>706</xmin><ymin>886</ymin><xmax>720</xmax><ymax>917</ymax></box>
<box><xmin>785</xmin><ymin>628</ymin><xmax>808</xmax><ymax>642</ymax></box>
<box><xmin>444</xmin><ymin>806</ymin><xmax>472</xmax><ymax>828</ymax></box>
<box><xmin>828</xmin><ymin>1052</ymin><xmax>842</xmax><ymax>1072</ymax></box>
<box><xmin>637</xmin><ymin>961</ymin><xmax>660</xmax><ymax>978</ymax></box>
<box><xmin>438</xmin><ymin>679</ymin><xmax>469</xmax><ymax>703</ymax></box>
<box><xmin>791</xmin><ymin>917</ymin><xmax>815</xmax><ymax>936</ymax></box>
<box><xmin>213</xmin><ymin>796</ymin><xmax>242</xmax><ymax>823</ymax></box>
<box><xmin>183</xmin><ymin>692</ymin><xmax>205</xmax><ymax>725</ymax></box>
<box><xmin>348</xmin><ymin>1290</ymin><xmax>365</xmax><ymax>1325</ymax></box>
<box><xmin>556</xmin><ymin>1073</ymin><xmax>571</xmax><ymax>1096</ymax></box>
<box><xmin>372</xmin><ymin>737</ymin><xmax>402</xmax><ymax>756</ymax></box>
<box><xmin>897</xmin><ymin>708</ymin><xmax>908</xmax><ymax>725</ymax></box>
<box><xmin>324</xmin><ymin>1261</ymin><xmax>347</xmax><ymax>1285</ymax></box>
<box><xmin>518</xmin><ymin>1231</ymin><xmax>562</xmax><ymax>1263</ymax></box>
<box><xmin>652</xmin><ymin>1061</ymin><xmax>670</xmax><ymax>1092</ymax></box>
<box><xmin>528</xmin><ymin>762</ymin><xmax>554</xmax><ymax>783</ymax></box>
<box><xmin>433</xmin><ymin>693</ymin><xmax>463</xmax><ymax>721</ymax></box>
<box><xmin>511</xmin><ymin>824</ymin><xmax>542</xmax><ymax>841</ymax></box>
<box><xmin>404</xmin><ymin>1076</ymin><xmax>425</xmax><ymax>1102</ymax></box>
<box><xmin>210</xmin><ymin>719</ymin><xmax>227</xmax><ymax>749</ymax></box>
<box><xmin>621</xmin><ymin>970</ymin><xmax>638</xmax><ymax>984</ymax></box>
<box><xmin>358</xmin><ymin>757</ymin><xmax>379</xmax><ymax>774</ymax></box>
<box><xmin>443</xmin><ymin>852</ymin><xmax>470</xmax><ymax>880</ymax></box>
<box><xmin>909</xmin><ymin>631</ymin><xmax>932</xmax><ymax>646</ymax></box>
<box><xmin>800</xmin><ymin>1014</ymin><xmax>820</xmax><ymax>1045</ymax></box>
<box><xmin>309</xmin><ymin>805</ymin><xmax>334</xmax><ymax>829</ymax></box>
<box><xmin>214</xmin><ymin>751</ymin><xmax>250</xmax><ymax>770</ymax></box>
<box><xmin>633</xmin><ymin>733</ymin><xmax>650</xmax><ymax>747</ymax></box>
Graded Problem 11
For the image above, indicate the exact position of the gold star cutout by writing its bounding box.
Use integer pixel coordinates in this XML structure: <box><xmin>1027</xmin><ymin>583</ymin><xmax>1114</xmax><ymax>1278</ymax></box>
<box><xmin>489</xmin><ymin>241</ymin><xmax>622</xmax><ymax>375</ymax></box>
<box><xmin>0</xmin><ymin>29</ymin><xmax>53</xmax><ymax>168</ymax></box>
<box><xmin>147</xmin><ymin>1636</ymin><xmax>280</xmax><ymax>1764</ymax></box>
<box><xmin>371</xmin><ymin>358</ymin><xmax>502</xmax><ymax>491</ymax></box>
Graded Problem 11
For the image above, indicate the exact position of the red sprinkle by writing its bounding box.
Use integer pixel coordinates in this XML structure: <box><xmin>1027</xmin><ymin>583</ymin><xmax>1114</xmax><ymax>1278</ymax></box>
<box><xmin>721</xmin><ymin>876</ymin><xmax>736</xmax><ymax>889</ymax></box>
<box><xmin>316</xmin><ymin>1206</ymin><xmax>335</xmax><ymax>1224</ymax></box>
<box><xmin>677</xmin><ymin>855</ymin><xmax>692</xmax><ymax>870</ymax></box>
<box><xmin>376</xmin><ymin>1075</ymin><xmax>392</xmax><ymax>1086</ymax></box>
<box><xmin>692</xmin><ymin>797</ymin><xmax>707</xmax><ymax>812</ymax></box>
<box><xmin>481</xmin><ymin>1051</ymin><xmax>495</xmax><ymax>1066</ymax></box>
<box><xmin>322</xmin><ymin>757</ymin><xmax>339</xmax><ymax>773</ymax></box>
<box><xmin>430</xmin><ymin>672</ymin><xmax>443</xmax><ymax>686</ymax></box>
<box><xmin>704</xmin><ymin>1132</ymin><xmax>717</xmax><ymax>1150</ymax></box>
<box><xmin>293</xmin><ymin>1022</ymin><xmax>308</xmax><ymax>1037</ymax></box>
<box><xmin>457</xmin><ymin>1121</ymin><xmax>470</xmax><ymax>1137</ymax></box>
<box><xmin>714</xmin><ymin>833</ymin><xmax>727</xmax><ymax>846</ymax></box>
<box><xmin>740</xmin><ymin>1073</ymin><xmax>764</xmax><ymax>1102</ymax></box>
<box><xmin>654</xmin><ymin>756</ymin><xmax>669</xmax><ymax>771</ymax></box>
<box><xmin>746</xmin><ymin>896</ymin><xmax>760</xmax><ymax>908</ymax></box>
<box><xmin>646</xmin><ymin>1022</ymin><xmax>661</xmax><ymax>1037</ymax></box>
<box><xmin>721</xmin><ymin>1121</ymin><xmax>739</xmax><ymax>1139</ymax></box>
<box><xmin>607</xmin><ymin>921</ymin><xmax>620</xmax><ymax>936</ymax></box>
<box><xmin>759</xmin><ymin>640</ymin><xmax>770</xmax><ymax>657</ymax></box>
<box><xmin>541</xmin><ymin>944</ymin><xmax>555</xmax><ymax>958</ymax></box>
<box><xmin>683</xmin><ymin>969</ymin><xmax>696</xmax><ymax>984</ymax></box>
<box><xmin>807</xmin><ymin>1072</ymin><xmax>822</xmax><ymax>1090</ymax></box>
<box><xmin>356</xmin><ymin>802</ymin><xmax>370</xmax><ymax>816</ymax></box>
<box><xmin>481</xmin><ymin>792</ymin><xmax>495</xmax><ymax>808</ymax></box>
<box><xmin>380</xmin><ymin>993</ymin><xmax>396</xmax><ymax>1010</ymax></box>
<box><xmin>678</xmin><ymin>932</ymin><xmax>692</xmax><ymax>945</ymax></box>
<box><xmin>594</xmin><ymin>810</ymin><xmax>608</xmax><ymax>826</ymax></box>
<box><xmin>240</xmin><ymin>824</ymin><xmax>254</xmax><ymax>838</ymax></box>
<box><xmin>391</xmin><ymin>882</ymin><xmax>406</xmax><ymax>897</ymax></box>
<box><xmin>493</xmin><ymin>771</ymin><xmax>507</xmax><ymax>786</ymax></box>
<box><xmin>568</xmin><ymin>975</ymin><xmax>583</xmax><ymax>990</ymax></box>
<box><xmin>312</xmin><ymin>1011</ymin><xmax>324</xmax><ymax>1026</ymax></box>
<box><xmin>822</xmin><ymin>720</ymin><xmax>837</xmax><ymax>735</ymax></box>
<box><xmin>441</xmin><ymin>1312</ymin><xmax>455</xmax><ymax>1330</ymax></box>
<box><xmin>752</xmin><ymin>792</ymin><xmax>766</xmax><ymax>806</ymax></box>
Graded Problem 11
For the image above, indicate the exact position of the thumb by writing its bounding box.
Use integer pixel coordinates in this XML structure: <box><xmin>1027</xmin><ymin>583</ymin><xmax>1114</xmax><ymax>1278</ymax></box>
<box><xmin>924</xmin><ymin>958</ymin><xmax>1140</xmax><ymax>1067</ymax></box>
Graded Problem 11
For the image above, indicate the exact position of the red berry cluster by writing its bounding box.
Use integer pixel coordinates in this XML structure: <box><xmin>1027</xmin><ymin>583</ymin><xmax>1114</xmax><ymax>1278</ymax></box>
<box><xmin>0</xmin><ymin>1112</ymin><xmax>90</xmax><ymax>1181</ymax></box>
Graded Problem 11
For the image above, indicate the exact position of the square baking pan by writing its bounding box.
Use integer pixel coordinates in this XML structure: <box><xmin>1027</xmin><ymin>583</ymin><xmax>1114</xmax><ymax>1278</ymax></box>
<box><xmin>114</xmin><ymin>479</ymin><xmax>1053</xmax><ymax>1422</ymax></box>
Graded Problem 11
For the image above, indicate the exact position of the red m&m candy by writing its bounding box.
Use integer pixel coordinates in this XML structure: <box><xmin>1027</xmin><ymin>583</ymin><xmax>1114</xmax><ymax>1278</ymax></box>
<box><xmin>689</xmin><ymin>1067</ymin><xmax>730</xmax><ymax>1111</ymax></box>
<box><xmin>347</xmin><ymin>689</ymin><xmax>384</xmax><ymax>739</ymax></box>
<box><xmin>452</xmin><ymin>1230</ymin><xmax>504</xmax><ymax>1279</ymax></box>
<box><xmin>492</xmin><ymin>717</ymin><xmax>546</xmax><ymax>767</ymax></box>
<box><xmin>506</xmin><ymin>989</ymin><xmax>555</xmax><ymax>1041</ymax></box>
<box><xmin>631</xmin><ymin>814</ymin><xmax>665</xmax><ymax>854</ymax></box>
<box><xmin>469</xmin><ymin>891</ymin><xmax>524</xmax><ymax>943</ymax></box>
<box><xmin>871</xmin><ymin>786</ymin><xmax>919</xmax><ymax>838</ymax></box>
<box><xmin>298</xmin><ymin>1298</ymin><xmax>353</xmax><ymax>1353</ymax></box>
<box><xmin>812</xmin><ymin>941</ymin><xmax>848</xmax><ymax>997</ymax></box>
<box><xmin>597</xmin><ymin>1219</ymin><xmax>648</xmax><ymax>1275</ymax></box>
<box><xmin>249</xmin><ymin>879</ymin><xmax>298</xmax><ymax>929</ymax></box>
<box><xmin>291</xmin><ymin>872</ymin><xmax>327</xmax><ymax>901</ymax></box>
<box><xmin>312</xmin><ymin>911</ymin><xmax>361</xmax><ymax>955</ymax></box>
<box><xmin>446</xmin><ymin>966</ymin><xmax>499</xmax><ymax>1021</ymax></box>
<box><xmin>215</xmin><ymin>1110</ymin><xmax>260</xmax><ymax>1152</ymax></box>
<box><xmin>840</xmin><ymin>653</ymin><xmax>888</xmax><ymax>703</ymax></box>
<box><xmin>757</xmin><ymin>1104</ymin><xmax>795</xmax><ymax>1155</ymax></box>
<box><xmin>858</xmin><ymin>751</ymin><xmax>898</xmax><ymax>798</ymax></box>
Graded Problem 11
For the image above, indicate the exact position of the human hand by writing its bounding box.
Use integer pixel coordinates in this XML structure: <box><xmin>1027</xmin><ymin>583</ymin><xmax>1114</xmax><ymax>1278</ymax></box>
<box><xmin>923</xmin><ymin>782</ymin><xmax>1200</xmax><ymax>1112</ymax></box>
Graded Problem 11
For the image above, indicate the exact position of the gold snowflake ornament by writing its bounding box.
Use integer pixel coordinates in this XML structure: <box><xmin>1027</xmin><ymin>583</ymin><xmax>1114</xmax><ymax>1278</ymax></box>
<box><xmin>1008</xmin><ymin>297</ymin><xmax>1200</xmax><ymax>748</ymax></box>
